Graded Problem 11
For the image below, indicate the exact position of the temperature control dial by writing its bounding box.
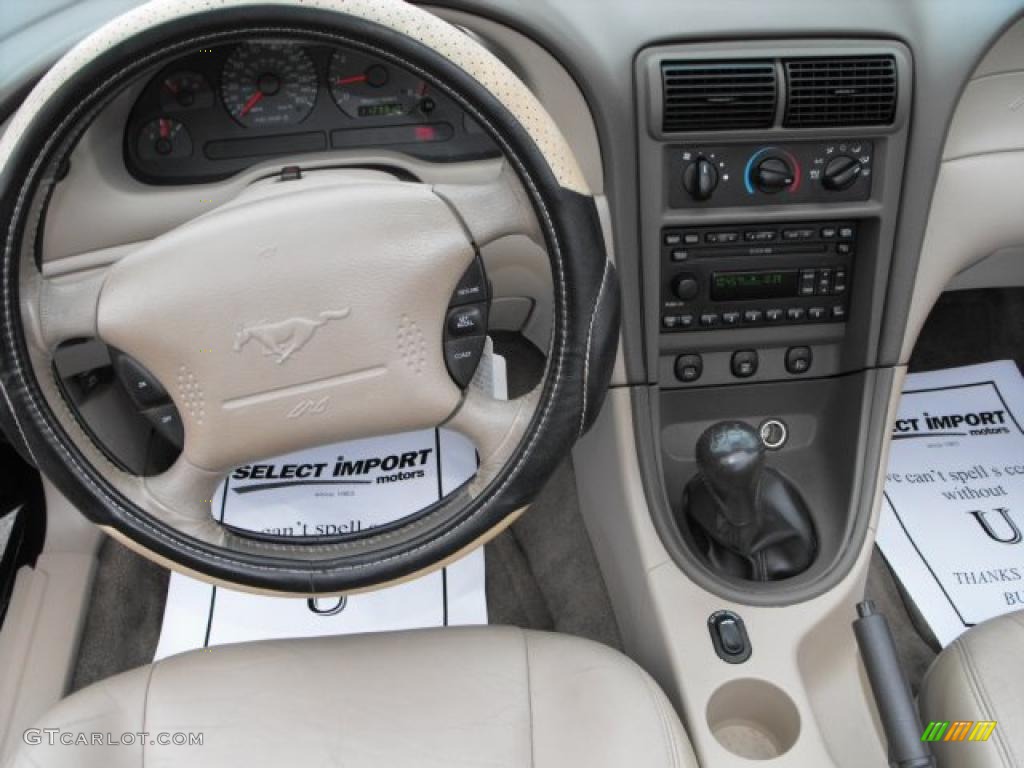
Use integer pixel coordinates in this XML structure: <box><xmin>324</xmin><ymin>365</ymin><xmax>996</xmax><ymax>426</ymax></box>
<box><xmin>682</xmin><ymin>156</ymin><xmax>719</xmax><ymax>201</ymax></box>
<box><xmin>754</xmin><ymin>156</ymin><xmax>795</xmax><ymax>194</ymax></box>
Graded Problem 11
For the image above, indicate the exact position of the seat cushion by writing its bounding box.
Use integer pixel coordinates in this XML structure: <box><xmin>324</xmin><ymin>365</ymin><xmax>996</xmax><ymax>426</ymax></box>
<box><xmin>919</xmin><ymin>610</ymin><xmax>1024</xmax><ymax>768</ymax></box>
<box><xmin>5</xmin><ymin>626</ymin><xmax>697</xmax><ymax>768</ymax></box>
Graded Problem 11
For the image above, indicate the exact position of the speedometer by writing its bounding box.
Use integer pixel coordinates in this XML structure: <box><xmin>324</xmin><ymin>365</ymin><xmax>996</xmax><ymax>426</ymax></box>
<box><xmin>221</xmin><ymin>42</ymin><xmax>318</xmax><ymax>129</ymax></box>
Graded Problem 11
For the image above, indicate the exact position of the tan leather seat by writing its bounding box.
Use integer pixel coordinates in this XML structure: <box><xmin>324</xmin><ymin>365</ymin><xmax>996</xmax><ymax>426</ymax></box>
<box><xmin>919</xmin><ymin>610</ymin><xmax>1024</xmax><ymax>768</ymax></box>
<box><xmin>5</xmin><ymin>626</ymin><xmax>697</xmax><ymax>768</ymax></box>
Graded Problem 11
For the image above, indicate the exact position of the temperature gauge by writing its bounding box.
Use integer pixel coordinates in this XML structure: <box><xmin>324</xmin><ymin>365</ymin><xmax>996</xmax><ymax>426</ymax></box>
<box><xmin>159</xmin><ymin>71</ymin><xmax>213</xmax><ymax>111</ymax></box>
<box><xmin>137</xmin><ymin>118</ymin><xmax>193</xmax><ymax>161</ymax></box>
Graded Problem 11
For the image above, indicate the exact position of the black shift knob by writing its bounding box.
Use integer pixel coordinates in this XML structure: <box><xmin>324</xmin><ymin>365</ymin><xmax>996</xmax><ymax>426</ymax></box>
<box><xmin>683</xmin><ymin>419</ymin><xmax>817</xmax><ymax>581</ymax></box>
<box><xmin>696</xmin><ymin>421</ymin><xmax>764</xmax><ymax>527</ymax></box>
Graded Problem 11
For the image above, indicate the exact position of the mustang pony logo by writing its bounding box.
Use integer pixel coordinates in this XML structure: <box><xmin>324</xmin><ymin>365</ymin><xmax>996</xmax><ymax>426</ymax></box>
<box><xmin>233</xmin><ymin>309</ymin><xmax>350</xmax><ymax>364</ymax></box>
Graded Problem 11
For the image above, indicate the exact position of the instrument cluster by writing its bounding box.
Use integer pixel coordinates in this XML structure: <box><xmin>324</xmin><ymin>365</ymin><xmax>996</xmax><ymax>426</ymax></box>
<box><xmin>125</xmin><ymin>40</ymin><xmax>499</xmax><ymax>183</ymax></box>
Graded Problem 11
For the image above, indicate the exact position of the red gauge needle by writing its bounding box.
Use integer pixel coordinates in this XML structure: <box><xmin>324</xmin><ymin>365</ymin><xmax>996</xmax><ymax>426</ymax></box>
<box><xmin>163</xmin><ymin>79</ymin><xmax>180</xmax><ymax>94</ymax></box>
<box><xmin>159</xmin><ymin>118</ymin><xmax>171</xmax><ymax>139</ymax></box>
<box><xmin>335</xmin><ymin>74</ymin><xmax>368</xmax><ymax>86</ymax></box>
<box><xmin>239</xmin><ymin>90</ymin><xmax>264</xmax><ymax>117</ymax></box>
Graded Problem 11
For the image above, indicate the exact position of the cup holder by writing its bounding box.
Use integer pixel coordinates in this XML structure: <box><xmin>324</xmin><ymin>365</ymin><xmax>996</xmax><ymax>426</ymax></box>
<box><xmin>706</xmin><ymin>679</ymin><xmax>801</xmax><ymax>760</ymax></box>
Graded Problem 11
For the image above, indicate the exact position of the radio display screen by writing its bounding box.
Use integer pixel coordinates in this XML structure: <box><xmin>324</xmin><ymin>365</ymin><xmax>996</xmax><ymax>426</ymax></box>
<box><xmin>710</xmin><ymin>270</ymin><xmax>798</xmax><ymax>301</ymax></box>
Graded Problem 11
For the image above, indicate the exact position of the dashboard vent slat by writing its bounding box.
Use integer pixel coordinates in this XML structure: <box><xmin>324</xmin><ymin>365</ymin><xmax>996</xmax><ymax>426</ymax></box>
<box><xmin>783</xmin><ymin>56</ymin><xmax>897</xmax><ymax>128</ymax></box>
<box><xmin>661</xmin><ymin>61</ymin><xmax>777</xmax><ymax>132</ymax></box>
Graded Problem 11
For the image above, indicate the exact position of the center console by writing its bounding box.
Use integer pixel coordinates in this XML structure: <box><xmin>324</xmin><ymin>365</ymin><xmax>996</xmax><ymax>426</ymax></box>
<box><xmin>622</xmin><ymin>37</ymin><xmax>912</xmax><ymax>764</ymax></box>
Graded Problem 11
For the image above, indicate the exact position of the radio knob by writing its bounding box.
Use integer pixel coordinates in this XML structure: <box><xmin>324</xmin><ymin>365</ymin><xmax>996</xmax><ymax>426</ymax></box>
<box><xmin>754</xmin><ymin>156</ymin><xmax>794</xmax><ymax>194</ymax></box>
<box><xmin>672</xmin><ymin>273</ymin><xmax>700</xmax><ymax>301</ymax></box>
<box><xmin>822</xmin><ymin>155</ymin><xmax>863</xmax><ymax>191</ymax></box>
<box><xmin>682</xmin><ymin>156</ymin><xmax>719</xmax><ymax>201</ymax></box>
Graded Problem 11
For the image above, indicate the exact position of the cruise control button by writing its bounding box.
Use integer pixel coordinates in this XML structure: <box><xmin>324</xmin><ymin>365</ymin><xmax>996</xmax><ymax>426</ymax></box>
<box><xmin>143</xmin><ymin>404</ymin><xmax>183</xmax><ymax>449</ymax></box>
<box><xmin>731</xmin><ymin>350</ymin><xmax>758</xmax><ymax>378</ymax></box>
<box><xmin>446</xmin><ymin>304</ymin><xmax>486</xmax><ymax>337</ymax></box>
<box><xmin>444</xmin><ymin>335</ymin><xmax>486</xmax><ymax>388</ymax></box>
<box><xmin>450</xmin><ymin>260</ymin><xmax>488</xmax><ymax>306</ymax></box>
<box><xmin>114</xmin><ymin>354</ymin><xmax>167</xmax><ymax>408</ymax></box>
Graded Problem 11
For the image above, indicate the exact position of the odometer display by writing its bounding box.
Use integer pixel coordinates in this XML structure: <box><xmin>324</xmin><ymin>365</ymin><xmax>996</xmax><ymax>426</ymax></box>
<box><xmin>358</xmin><ymin>103</ymin><xmax>405</xmax><ymax>118</ymax></box>
<box><xmin>221</xmin><ymin>42</ymin><xmax>317</xmax><ymax>128</ymax></box>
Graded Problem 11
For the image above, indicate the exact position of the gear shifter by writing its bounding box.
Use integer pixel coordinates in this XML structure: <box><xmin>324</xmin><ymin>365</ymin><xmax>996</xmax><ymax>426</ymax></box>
<box><xmin>682</xmin><ymin>421</ymin><xmax>817</xmax><ymax>581</ymax></box>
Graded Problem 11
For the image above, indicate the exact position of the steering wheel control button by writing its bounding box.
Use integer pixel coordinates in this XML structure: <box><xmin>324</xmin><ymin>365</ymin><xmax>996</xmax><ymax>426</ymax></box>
<box><xmin>444</xmin><ymin>336</ymin><xmax>486</xmax><ymax>388</ymax></box>
<box><xmin>114</xmin><ymin>354</ymin><xmax>167</xmax><ymax>408</ymax></box>
<box><xmin>449</xmin><ymin>259</ymin><xmax>488</xmax><ymax>306</ymax></box>
<box><xmin>708</xmin><ymin>610</ymin><xmax>752</xmax><ymax>664</ymax></box>
<box><xmin>730</xmin><ymin>350</ymin><xmax>758</xmax><ymax>379</ymax></box>
<box><xmin>674</xmin><ymin>354</ymin><xmax>703</xmax><ymax>383</ymax></box>
<box><xmin>143</xmin><ymin>404</ymin><xmax>184</xmax><ymax>449</ymax></box>
<box><xmin>785</xmin><ymin>346</ymin><xmax>813</xmax><ymax>375</ymax></box>
<box><xmin>446</xmin><ymin>304</ymin><xmax>485</xmax><ymax>337</ymax></box>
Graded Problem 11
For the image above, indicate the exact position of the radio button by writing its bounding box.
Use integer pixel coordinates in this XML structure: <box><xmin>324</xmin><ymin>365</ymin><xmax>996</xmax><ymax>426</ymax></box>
<box><xmin>833</xmin><ymin>267</ymin><xmax>848</xmax><ymax>294</ymax></box>
<box><xmin>782</xmin><ymin>228</ymin><xmax>815</xmax><ymax>241</ymax></box>
<box><xmin>671</xmin><ymin>249</ymin><xmax>690</xmax><ymax>262</ymax></box>
<box><xmin>707</xmin><ymin>231</ymin><xmax>739</xmax><ymax>244</ymax></box>
<box><xmin>722</xmin><ymin>311</ymin><xmax>741</xmax><ymax>325</ymax></box>
<box><xmin>675</xmin><ymin>354</ymin><xmax>703</xmax><ymax>383</ymax></box>
<box><xmin>785</xmin><ymin>346</ymin><xmax>813</xmax><ymax>375</ymax></box>
<box><xmin>838</xmin><ymin>226</ymin><xmax>855</xmax><ymax>239</ymax></box>
<box><xmin>816</xmin><ymin>268</ymin><xmax>834</xmax><ymax>295</ymax></box>
<box><xmin>731</xmin><ymin>350</ymin><xmax>759</xmax><ymax>379</ymax></box>
<box><xmin>765</xmin><ymin>308</ymin><xmax>784</xmax><ymax>322</ymax></box>
<box><xmin>808</xmin><ymin>306</ymin><xmax>827</xmax><ymax>321</ymax></box>
<box><xmin>820</xmin><ymin>226</ymin><xmax>837</xmax><ymax>239</ymax></box>
<box><xmin>684</xmin><ymin>233</ymin><xmax>701</xmax><ymax>245</ymax></box>
<box><xmin>799</xmin><ymin>270</ymin><xmax>816</xmax><ymax>296</ymax></box>
<box><xmin>665</xmin><ymin>233</ymin><xmax>681</xmax><ymax>246</ymax></box>
<box><xmin>831</xmin><ymin>305</ymin><xmax>847</xmax><ymax>320</ymax></box>
<box><xmin>743</xmin><ymin>309</ymin><xmax>764</xmax><ymax>324</ymax></box>
<box><xmin>744</xmin><ymin>230</ymin><xmax>776</xmax><ymax>242</ymax></box>
<box><xmin>700</xmin><ymin>313</ymin><xmax>721</xmax><ymax>327</ymax></box>
<box><xmin>786</xmin><ymin>307</ymin><xmax>807</xmax><ymax>322</ymax></box>
<box><xmin>837</xmin><ymin>242</ymin><xmax>853</xmax><ymax>255</ymax></box>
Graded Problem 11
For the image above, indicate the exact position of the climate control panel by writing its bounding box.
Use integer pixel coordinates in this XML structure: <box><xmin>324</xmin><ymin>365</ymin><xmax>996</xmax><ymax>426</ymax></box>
<box><xmin>668</xmin><ymin>141</ymin><xmax>874</xmax><ymax>208</ymax></box>
<box><xmin>660</xmin><ymin>220</ymin><xmax>856</xmax><ymax>332</ymax></box>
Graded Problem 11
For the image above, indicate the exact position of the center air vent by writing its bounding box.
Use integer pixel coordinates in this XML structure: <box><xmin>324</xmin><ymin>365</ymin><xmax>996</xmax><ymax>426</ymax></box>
<box><xmin>661</xmin><ymin>61</ymin><xmax>777</xmax><ymax>132</ymax></box>
<box><xmin>783</xmin><ymin>56</ymin><xmax>897</xmax><ymax>128</ymax></box>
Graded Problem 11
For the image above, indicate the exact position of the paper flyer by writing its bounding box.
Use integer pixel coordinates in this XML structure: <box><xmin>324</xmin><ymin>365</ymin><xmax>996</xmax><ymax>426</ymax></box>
<box><xmin>877</xmin><ymin>360</ymin><xmax>1024</xmax><ymax>647</ymax></box>
<box><xmin>155</xmin><ymin>345</ymin><xmax>506</xmax><ymax>660</ymax></box>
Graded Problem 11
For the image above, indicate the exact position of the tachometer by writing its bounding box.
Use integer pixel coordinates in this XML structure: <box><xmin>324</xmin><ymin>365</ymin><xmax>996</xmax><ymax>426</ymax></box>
<box><xmin>221</xmin><ymin>42</ymin><xmax>318</xmax><ymax>128</ymax></box>
<box><xmin>159</xmin><ymin>71</ymin><xmax>213</xmax><ymax>111</ymax></box>
<box><xmin>328</xmin><ymin>50</ymin><xmax>430</xmax><ymax>120</ymax></box>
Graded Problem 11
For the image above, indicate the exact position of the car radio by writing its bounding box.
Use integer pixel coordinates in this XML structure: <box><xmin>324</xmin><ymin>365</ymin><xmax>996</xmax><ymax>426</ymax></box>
<box><xmin>660</xmin><ymin>221</ymin><xmax>855</xmax><ymax>332</ymax></box>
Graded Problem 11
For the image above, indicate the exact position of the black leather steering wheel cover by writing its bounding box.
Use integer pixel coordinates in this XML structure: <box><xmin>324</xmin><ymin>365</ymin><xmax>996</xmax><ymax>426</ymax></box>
<box><xmin>0</xmin><ymin>5</ymin><xmax>619</xmax><ymax>593</ymax></box>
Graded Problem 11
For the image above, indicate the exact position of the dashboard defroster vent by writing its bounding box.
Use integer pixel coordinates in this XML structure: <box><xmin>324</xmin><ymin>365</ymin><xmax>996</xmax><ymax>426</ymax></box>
<box><xmin>661</xmin><ymin>61</ymin><xmax>777</xmax><ymax>132</ymax></box>
<box><xmin>783</xmin><ymin>56</ymin><xmax>897</xmax><ymax>127</ymax></box>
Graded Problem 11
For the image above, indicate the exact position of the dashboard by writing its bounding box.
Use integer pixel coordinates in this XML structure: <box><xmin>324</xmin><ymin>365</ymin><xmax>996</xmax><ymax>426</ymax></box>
<box><xmin>124</xmin><ymin>39</ymin><xmax>499</xmax><ymax>183</ymax></box>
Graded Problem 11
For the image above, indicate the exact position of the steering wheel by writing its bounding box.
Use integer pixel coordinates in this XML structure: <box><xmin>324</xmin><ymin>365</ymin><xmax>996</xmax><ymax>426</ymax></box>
<box><xmin>0</xmin><ymin>0</ymin><xmax>619</xmax><ymax>594</ymax></box>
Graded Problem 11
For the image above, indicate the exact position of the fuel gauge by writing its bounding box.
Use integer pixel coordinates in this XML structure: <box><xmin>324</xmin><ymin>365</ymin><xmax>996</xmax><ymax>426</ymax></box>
<box><xmin>159</xmin><ymin>71</ymin><xmax>213</xmax><ymax>111</ymax></box>
<box><xmin>137</xmin><ymin>118</ymin><xmax>193</xmax><ymax>161</ymax></box>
